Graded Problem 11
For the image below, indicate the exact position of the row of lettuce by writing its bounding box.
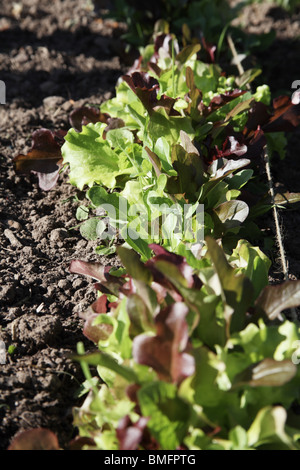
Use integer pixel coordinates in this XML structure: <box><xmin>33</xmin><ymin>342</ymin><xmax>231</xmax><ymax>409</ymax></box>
<box><xmin>11</xmin><ymin>20</ymin><xmax>300</xmax><ymax>450</ymax></box>
<box><xmin>58</xmin><ymin>30</ymin><xmax>300</xmax><ymax>450</ymax></box>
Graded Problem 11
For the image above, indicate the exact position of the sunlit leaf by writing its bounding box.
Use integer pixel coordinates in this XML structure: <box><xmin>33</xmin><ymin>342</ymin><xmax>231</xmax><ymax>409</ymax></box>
<box><xmin>62</xmin><ymin>123</ymin><xmax>134</xmax><ymax>190</ymax></box>
<box><xmin>255</xmin><ymin>280</ymin><xmax>300</xmax><ymax>320</ymax></box>
<box><xmin>247</xmin><ymin>406</ymin><xmax>297</xmax><ymax>450</ymax></box>
<box><xmin>234</xmin><ymin>358</ymin><xmax>297</xmax><ymax>387</ymax></box>
<box><xmin>132</xmin><ymin>302</ymin><xmax>195</xmax><ymax>383</ymax></box>
<box><xmin>205</xmin><ymin>237</ymin><xmax>254</xmax><ymax>332</ymax></box>
<box><xmin>213</xmin><ymin>200</ymin><xmax>249</xmax><ymax>230</ymax></box>
<box><xmin>274</xmin><ymin>192</ymin><xmax>300</xmax><ymax>206</ymax></box>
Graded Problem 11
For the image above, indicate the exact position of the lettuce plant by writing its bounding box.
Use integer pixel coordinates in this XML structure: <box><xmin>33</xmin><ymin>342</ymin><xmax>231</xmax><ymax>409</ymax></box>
<box><xmin>103</xmin><ymin>0</ymin><xmax>234</xmax><ymax>48</ymax></box>
<box><xmin>69</xmin><ymin>238</ymin><xmax>300</xmax><ymax>450</ymax></box>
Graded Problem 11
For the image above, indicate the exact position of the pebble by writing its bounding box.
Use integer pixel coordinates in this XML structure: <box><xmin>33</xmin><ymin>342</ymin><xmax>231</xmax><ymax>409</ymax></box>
<box><xmin>58</xmin><ymin>279</ymin><xmax>71</xmax><ymax>290</ymax></box>
<box><xmin>61</xmin><ymin>101</ymin><xmax>73</xmax><ymax>112</ymax></box>
<box><xmin>13</xmin><ymin>50</ymin><xmax>28</xmax><ymax>64</ymax></box>
<box><xmin>7</xmin><ymin>219</ymin><xmax>22</xmax><ymax>231</ymax></box>
<box><xmin>0</xmin><ymin>284</ymin><xmax>16</xmax><ymax>303</ymax></box>
<box><xmin>7</xmin><ymin>307</ymin><xmax>22</xmax><ymax>319</ymax></box>
<box><xmin>49</xmin><ymin>228</ymin><xmax>68</xmax><ymax>243</ymax></box>
<box><xmin>31</xmin><ymin>229</ymin><xmax>43</xmax><ymax>241</ymax></box>
<box><xmin>76</xmin><ymin>239</ymin><xmax>87</xmax><ymax>249</ymax></box>
<box><xmin>72</xmin><ymin>278</ymin><xmax>85</xmax><ymax>289</ymax></box>
<box><xmin>43</xmin><ymin>95</ymin><xmax>65</xmax><ymax>111</ymax></box>
<box><xmin>16</xmin><ymin>371</ymin><xmax>31</xmax><ymax>386</ymax></box>
<box><xmin>103</xmin><ymin>91</ymin><xmax>113</xmax><ymax>101</ymax></box>
<box><xmin>22</xmin><ymin>246</ymin><xmax>33</xmax><ymax>257</ymax></box>
<box><xmin>4</xmin><ymin>229</ymin><xmax>22</xmax><ymax>248</ymax></box>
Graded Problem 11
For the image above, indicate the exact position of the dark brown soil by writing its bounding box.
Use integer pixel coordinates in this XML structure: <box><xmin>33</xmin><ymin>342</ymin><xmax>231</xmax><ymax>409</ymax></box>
<box><xmin>0</xmin><ymin>0</ymin><xmax>126</xmax><ymax>450</ymax></box>
<box><xmin>1</xmin><ymin>0</ymin><xmax>300</xmax><ymax>451</ymax></box>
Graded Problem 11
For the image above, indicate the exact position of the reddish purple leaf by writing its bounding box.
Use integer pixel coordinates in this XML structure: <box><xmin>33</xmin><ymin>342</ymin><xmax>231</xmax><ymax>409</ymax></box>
<box><xmin>150</xmin><ymin>282</ymin><xmax>168</xmax><ymax>304</ymax></box>
<box><xmin>79</xmin><ymin>294</ymin><xmax>108</xmax><ymax>322</ymax></box>
<box><xmin>154</xmin><ymin>33</ymin><xmax>175</xmax><ymax>56</ymax></box>
<box><xmin>244</xmin><ymin>96</ymin><xmax>300</xmax><ymax>137</ymax></box>
<box><xmin>70</xmin><ymin>260</ymin><xmax>129</xmax><ymax>342</ymax></box>
<box><xmin>147</xmin><ymin>33</ymin><xmax>178</xmax><ymax>69</ymax></box>
<box><xmin>91</xmin><ymin>295</ymin><xmax>108</xmax><ymax>314</ymax></box>
<box><xmin>244</xmin><ymin>126</ymin><xmax>267</xmax><ymax>160</ymax></box>
<box><xmin>83</xmin><ymin>313</ymin><xmax>114</xmax><ymax>344</ymax></box>
<box><xmin>201</xmin><ymin>36</ymin><xmax>216</xmax><ymax>63</ymax></box>
<box><xmin>243</xmin><ymin>101</ymin><xmax>270</xmax><ymax>136</ymax></box>
<box><xmin>103</xmin><ymin>117</ymin><xmax>126</xmax><ymax>139</ymax></box>
<box><xmin>132</xmin><ymin>302</ymin><xmax>195</xmax><ymax>384</ymax></box>
<box><xmin>117</xmin><ymin>415</ymin><xmax>149</xmax><ymax>450</ymax></box>
<box><xmin>36</xmin><ymin>169</ymin><xmax>62</xmax><ymax>191</ymax></box>
<box><xmin>126</xmin><ymin>383</ymin><xmax>141</xmax><ymax>406</ymax></box>
<box><xmin>69</xmin><ymin>106</ymin><xmax>109</xmax><ymax>132</ymax></box>
<box><xmin>69</xmin><ymin>106</ymin><xmax>125</xmax><ymax>139</ymax></box>
<box><xmin>211</xmin><ymin>135</ymin><xmax>248</xmax><ymax>160</ymax></box>
<box><xmin>148</xmin><ymin>61</ymin><xmax>162</xmax><ymax>77</ymax></box>
<box><xmin>124</xmin><ymin>71</ymin><xmax>158</xmax><ymax>90</ymax></box>
<box><xmin>254</xmin><ymin>280</ymin><xmax>300</xmax><ymax>321</ymax></box>
<box><xmin>13</xmin><ymin>128</ymin><xmax>66</xmax><ymax>190</ymax></box>
<box><xmin>149</xmin><ymin>244</ymin><xmax>170</xmax><ymax>256</ymax></box>
<box><xmin>78</xmin><ymin>295</ymin><xmax>111</xmax><ymax>344</ymax></box>
<box><xmin>263</xmin><ymin>95</ymin><xmax>300</xmax><ymax>133</ymax></box>
<box><xmin>70</xmin><ymin>260</ymin><xmax>125</xmax><ymax>298</ymax></box>
<box><xmin>144</xmin><ymin>146</ymin><xmax>162</xmax><ymax>178</ymax></box>
<box><xmin>69</xmin><ymin>260</ymin><xmax>113</xmax><ymax>282</ymax></box>
<box><xmin>8</xmin><ymin>428</ymin><xmax>60</xmax><ymax>450</ymax></box>
<box><xmin>122</xmin><ymin>71</ymin><xmax>178</xmax><ymax>115</ymax></box>
<box><xmin>204</xmin><ymin>124</ymin><xmax>267</xmax><ymax>165</ymax></box>
<box><xmin>200</xmin><ymin>90</ymin><xmax>247</xmax><ymax>117</ymax></box>
<box><xmin>146</xmin><ymin>244</ymin><xmax>195</xmax><ymax>289</ymax></box>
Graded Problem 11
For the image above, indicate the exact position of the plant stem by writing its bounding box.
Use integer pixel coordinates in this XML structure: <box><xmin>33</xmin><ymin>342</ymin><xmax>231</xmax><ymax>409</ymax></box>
<box><xmin>264</xmin><ymin>146</ymin><xmax>297</xmax><ymax>321</ymax></box>
<box><xmin>227</xmin><ymin>33</ymin><xmax>250</xmax><ymax>91</ymax></box>
<box><xmin>172</xmin><ymin>38</ymin><xmax>176</xmax><ymax>98</ymax></box>
<box><xmin>227</xmin><ymin>33</ymin><xmax>297</xmax><ymax>321</ymax></box>
<box><xmin>76</xmin><ymin>342</ymin><xmax>99</xmax><ymax>395</ymax></box>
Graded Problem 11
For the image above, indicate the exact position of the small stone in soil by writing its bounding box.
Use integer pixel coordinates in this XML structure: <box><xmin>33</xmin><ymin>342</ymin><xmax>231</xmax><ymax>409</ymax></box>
<box><xmin>0</xmin><ymin>284</ymin><xmax>16</xmax><ymax>303</ymax></box>
<box><xmin>49</xmin><ymin>228</ymin><xmax>69</xmax><ymax>243</ymax></box>
<box><xmin>7</xmin><ymin>219</ymin><xmax>22</xmax><ymax>231</ymax></box>
<box><xmin>58</xmin><ymin>279</ymin><xmax>72</xmax><ymax>290</ymax></box>
<box><xmin>4</xmin><ymin>229</ymin><xmax>23</xmax><ymax>248</ymax></box>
